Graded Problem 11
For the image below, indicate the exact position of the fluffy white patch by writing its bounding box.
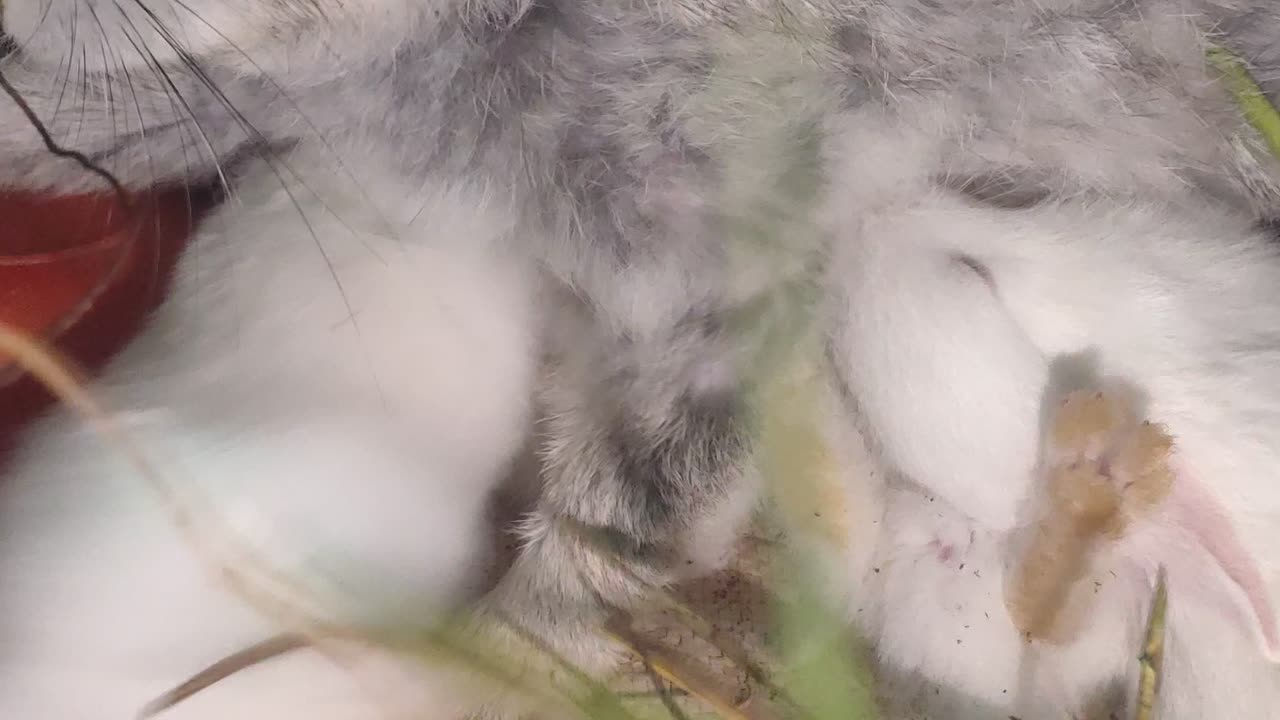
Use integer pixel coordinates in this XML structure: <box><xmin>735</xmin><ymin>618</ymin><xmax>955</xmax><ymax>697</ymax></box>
<box><xmin>0</xmin><ymin>153</ymin><xmax>541</xmax><ymax>719</ymax></box>
<box><xmin>827</xmin><ymin>187</ymin><xmax>1280</xmax><ymax>717</ymax></box>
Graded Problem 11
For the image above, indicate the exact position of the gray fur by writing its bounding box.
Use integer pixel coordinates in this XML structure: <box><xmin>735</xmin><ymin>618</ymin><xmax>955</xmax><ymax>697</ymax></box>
<box><xmin>0</xmin><ymin>0</ymin><xmax>811</xmax><ymax>697</ymax></box>
<box><xmin>4</xmin><ymin>0</ymin><xmax>1280</xmax><ymax>715</ymax></box>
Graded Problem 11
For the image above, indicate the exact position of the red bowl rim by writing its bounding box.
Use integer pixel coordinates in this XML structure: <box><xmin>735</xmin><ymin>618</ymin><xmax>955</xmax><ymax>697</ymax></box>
<box><xmin>0</xmin><ymin>206</ymin><xmax>155</xmax><ymax>386</ymax></box>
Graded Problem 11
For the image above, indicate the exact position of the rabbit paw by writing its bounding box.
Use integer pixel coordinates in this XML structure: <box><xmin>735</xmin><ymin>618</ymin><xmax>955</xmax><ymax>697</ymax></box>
<box><xmin>1046</xmin><ymin>390</ymin><xmax>1175</xmax><ymax>525</ymax></box>
<box><xmin>1007</xmin><ymin>390</ymin><xmax>1177</xmax><ymax>642</ymax></box>
<box><xmin>1048</xmin><ymin>390</ymin><xmax>1135</xmax><ymax>465</ymax></box>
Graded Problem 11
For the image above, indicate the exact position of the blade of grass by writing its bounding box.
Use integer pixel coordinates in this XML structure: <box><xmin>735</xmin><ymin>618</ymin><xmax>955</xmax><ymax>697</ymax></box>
<box><xmin>1134</xmin><ymin>566</ymin><xmax>1169</xmax><ymax>720</ymax></box>
<box><xmin>137</xmin><ymin>634</ymin><xmax>309</xmax><ymax>718</ymax></box>
<box><xmin>483</xmin><ymin>611</ymin><xmax>647</xmax><ymax>720</ymax></box>
<box><xmin>0</xmin><ymin>323</ymin><xmax>613</xmax><ymax>720</ymax></box>
<box><xmin>754</xmin><ymin>362</ymin><xmax>879</xmax><ymax>720</ymax></box>
<box><xmin>1208</xmin><ymin>45</ymin><xmax>1280</xmax><ymax>162</ymax></box>
<box><xmin>605</xmin><ymin>620</ymin><xmax>751</xmax><ymax>720</ymax></box>
<box><xmin>562</xmin><ymin>517</ymin><xmax>797</xmax><ymax>714</ymax></box>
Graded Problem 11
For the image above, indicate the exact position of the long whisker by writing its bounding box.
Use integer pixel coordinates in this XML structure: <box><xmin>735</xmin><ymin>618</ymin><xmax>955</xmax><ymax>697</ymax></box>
<box><xmin>70</xmin><ymin>9</ymin><xmax>91</xmax><ymax>150</ymax></box>
<box><xmin>127</xmin><ymin>19</ymin><xmax>248</xmax><ymax>352</ymax></box>
<box><xmin>86</xmin><ymin>5</ymin><xmax>124</xmax><ymax>182</ymax></box>
<box><xmin>136</xmin><ymin>2</ymin><xmax>392</xmax><ymax>395</ymax></box>
<box><xmin>8</xmin><ymin>0</ymin><xmax>58</xmax><ymax>49</ymax></box>
<box><xmin>117</xmin><ymin>18</ymin><xmax>229</xmax><ymax>345</ymax></box>
<box><xmin>165</xmin><ymin>0</ymin><xmax>399</xmax><ymax>242</ymax></box>
<box><xmin>134</xmin><ymin>0</ymin><xmax>395</xmax><ymax>266</ymax></box>
<box><xmin>119</xmin><ymin>18</ymin><xmax>213</xmax><ymax>243</ymax></box>
<box><xmin>114</xmin><ymin>8</ymin><xmax>232</xmax><ymax>199</ymax></box>
<box><xmin>106</xmin><ymin>17</ymin><xmax>161</xmax><ymax>195</ymax></box>
<box><xmin>99</xmin><ymin>11</ymin><xmax>172</xmax><ymax>277</ymax></box>
<box><xmin>116</xmin><ymin>1</ymin><xmax>389</xmax><ymax>408</ymax></box>
<box><xmin>0</xmin><ymin>68</ymin><xmax>131</xmax><ymax>204</ymax></box>
<box><xmin>153</xmin><ymin>6</ymin><xmax>390</xmax><ymax>408</ymax></box>
<box><xmin>45</xmin><ymin>0</ymin><xmax>79</xmax><ymax>127</ymax></box>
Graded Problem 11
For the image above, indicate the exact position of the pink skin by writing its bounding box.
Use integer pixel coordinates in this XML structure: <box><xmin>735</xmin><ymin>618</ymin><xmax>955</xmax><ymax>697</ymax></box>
<box><xmin>918</xmin><ymin>460</ymin><xmax>1278</xmax><ymax>660</ymax></box>
<box><xmin>1167</xmin><ymin>461</ymin><xmax>1279</xmax><ymax>660</ymax></box>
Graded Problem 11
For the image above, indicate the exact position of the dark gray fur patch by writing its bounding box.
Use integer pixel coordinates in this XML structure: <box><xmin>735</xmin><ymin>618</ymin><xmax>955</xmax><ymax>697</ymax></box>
<box><xmin>952</xmin><ymin>253</ymin><xmax>995</xmax><ymax>291</ymax></box>
<box><xmin>600</xmin><ymin>387</ymin><xmax>746</xmax><ymax>542</ymax></box>
<box><xmin>1260</xmin><ymin>217</ymin><xmax>1280</xmax><ymax>242</ymax></box>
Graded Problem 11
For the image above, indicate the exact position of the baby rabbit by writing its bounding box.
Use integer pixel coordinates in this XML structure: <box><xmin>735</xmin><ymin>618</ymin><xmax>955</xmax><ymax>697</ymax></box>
<box><xmin>818</xmin><ymin>1</ymin><xmax>1280</xmax><ymax>718</ymax></box>
<box><xmin>0</xmin><ymin>0</ymin><xmax>820</xmax><ymax>715</ymax></box>
<box><xmin>6</xmin><ymin>0</ymin><xmax>1280</xmax><ymax>718</ymax></box>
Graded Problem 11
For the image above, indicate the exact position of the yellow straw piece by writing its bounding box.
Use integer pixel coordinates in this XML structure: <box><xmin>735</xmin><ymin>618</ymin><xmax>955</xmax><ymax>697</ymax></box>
<box><xmin>1134</xmin><ymin>566</ymin><xmax>1169</xmax><ymax>720</ymax></box>
<box><xmin>603</xmin><ymin>627</ymin><xmax>755</xmax><ymax>720</ymax></box>
<box><xmin>1208</xmin><ymin>46</ymin><xmax>1280</xmax><ymax>162</ymax></box>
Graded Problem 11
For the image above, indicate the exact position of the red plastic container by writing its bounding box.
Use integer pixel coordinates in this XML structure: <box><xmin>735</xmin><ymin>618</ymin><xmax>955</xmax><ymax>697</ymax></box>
<box><xmin>0</xmin><ymin>189</ymin><xmax>210</xmax><ymax>434</ymax></box>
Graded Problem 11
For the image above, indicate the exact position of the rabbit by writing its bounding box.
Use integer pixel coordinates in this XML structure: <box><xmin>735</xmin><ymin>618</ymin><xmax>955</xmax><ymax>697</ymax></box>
<box><xmin>817</xmin><ymin>3</ymin><xmax>1280</xmax><ymax>716</ymax></box>
<box><xmin>0</xmin><ymin>0</ymin><xmax>841</xmax><ymax>716</ymax></box>
<box><xmin>6</xmin><ymin>0</ymin><xmax>1280</xmax><ymax>717</ymax></box>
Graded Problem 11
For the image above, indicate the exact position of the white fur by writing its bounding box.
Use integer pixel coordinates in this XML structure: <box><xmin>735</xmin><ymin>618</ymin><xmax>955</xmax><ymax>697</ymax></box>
<box><xmin>828</xmin><ymin>185</ymin><xmax>1280</xmax><ymax>717</ymax></box>
<box><xmin>0</xmin><ymin>153</ymin><xmax>541</xmax><ymax>719</ymax></box>
<box><xmin>5</xmin><ymin>0</ymin><xmax>1280</xmax><ymax>716</ymax></box>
